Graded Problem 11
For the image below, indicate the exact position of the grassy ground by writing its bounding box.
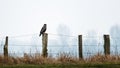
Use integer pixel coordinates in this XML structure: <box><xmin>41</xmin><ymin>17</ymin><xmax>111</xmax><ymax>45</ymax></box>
<box><xmin>1</xmin><ymin>64</ymin><xmax>120</xmax><ymax>68</ymax></box>
<box><xmin>1</xmin><ymin>53</ymin><xmax>120</xmax><ymax>68</ymax></box>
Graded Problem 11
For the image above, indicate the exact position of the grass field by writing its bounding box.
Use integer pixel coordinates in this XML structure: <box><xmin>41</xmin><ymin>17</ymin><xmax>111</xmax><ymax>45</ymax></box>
<box><xmin>1</xmin><ymin>53</ymin><xmax>120</xmax><ymax>68</ymax></box>
<box><xmin>1</xmin><ymin>64</ymin><xmax>120</xmax><ymax>68</ymax></box>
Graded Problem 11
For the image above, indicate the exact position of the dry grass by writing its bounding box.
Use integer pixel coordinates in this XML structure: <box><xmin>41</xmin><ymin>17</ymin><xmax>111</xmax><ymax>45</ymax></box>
<box><xmin>86</xmin><ymin>54</ymin><xmax>120</xmax><ymax>64</ymax></box>
<box><xmin>0</xmin><ymin>53</ymin><xmax>120</xmax><ymax>65</ymax></box>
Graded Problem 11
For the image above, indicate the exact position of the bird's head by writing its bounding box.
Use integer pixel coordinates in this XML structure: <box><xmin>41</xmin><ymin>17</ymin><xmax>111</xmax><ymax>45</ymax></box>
<box><xmin>44</xmin><ymin>24</ymin><xmax>46</xmax><ymax>26</ymax></box>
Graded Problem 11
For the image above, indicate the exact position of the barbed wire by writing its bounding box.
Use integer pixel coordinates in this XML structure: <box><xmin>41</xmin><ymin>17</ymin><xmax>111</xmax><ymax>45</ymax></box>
<box><xmin>0</xmin><ymin>32</ymin><xmax>120</xmax><ymax>39</ymax></box>
<box><xmin>0</xmin><ymin>33</ymin><xmax>120</xmax><ymax>49</ymax></box>
<box><xmin>8</xmin><ymin>44</ymin><xmax>78</xmax><ymax>47</ymax></box>
<box><xmin>2</xmin><ymin>44</ymin><xmax>120</xmax><ymax>47</ymax></box>
<box><xmin>47</xmin><ymin>33</ymin><xmax>77</xmax><ymax>37</ymax></box>
<box><xmin>7</xmin><ymin>33</ymin><xmax>76</xmax><ymax>38</ymax></box>
<box><xmin>7</xmin><ymin>43</ymin><xmax>104</xmax><ymax>47</ymax></box>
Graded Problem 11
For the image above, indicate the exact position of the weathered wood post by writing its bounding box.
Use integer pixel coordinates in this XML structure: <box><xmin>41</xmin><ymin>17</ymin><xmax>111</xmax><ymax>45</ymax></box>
<box><xmin>104</xmin><ymin>35</ymin><xmax>110</xmax><ymax>55</ymax></box>
<box><xmin>4</xmin><ymin>36</ymin><xmax>8</xmax><ymax>57</ymax></box>
<box><xmin>42</xmin><ymin>33</ymin><xmax>48</xmax><ymax>57</ymax></box>
<box><xmin>78</xmin><ymin>35</ymin><xmax>83</xmax><ymax>59</ymax></box>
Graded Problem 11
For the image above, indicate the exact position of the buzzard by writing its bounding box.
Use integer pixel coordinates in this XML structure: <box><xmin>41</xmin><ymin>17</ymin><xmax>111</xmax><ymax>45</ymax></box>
<box><xmin>39</xmin><ymin>24</ymin><xmax>47</xmax><ymax>36</ymax></box>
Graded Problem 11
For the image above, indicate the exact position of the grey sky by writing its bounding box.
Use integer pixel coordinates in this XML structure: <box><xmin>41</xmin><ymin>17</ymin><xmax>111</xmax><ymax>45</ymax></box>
<box><xmin>0</xmin><ymin>0</ymin><xmax>120</xmax><ymax>37</ymax></box>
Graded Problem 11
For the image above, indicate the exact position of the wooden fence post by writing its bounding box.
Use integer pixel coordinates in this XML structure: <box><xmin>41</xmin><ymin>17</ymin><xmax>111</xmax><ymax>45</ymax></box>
<box><xmin>4</xmin><ymin>36</ymin><xmax>8</xmax><ymax>57</ymax></box>
<box><xmin>104</xmin><ymin>35</ymin><xmax>110</xmax><ymax>55</ymax></box>
<box><xmin>42</xmin><ymin>33</ymin><xmax>48</xmax><ymax>57</ymax></box>
<box><xmin>78</xmin><ymin>35</ymin><xmax>83</xmax><ymax>59</ymax></box>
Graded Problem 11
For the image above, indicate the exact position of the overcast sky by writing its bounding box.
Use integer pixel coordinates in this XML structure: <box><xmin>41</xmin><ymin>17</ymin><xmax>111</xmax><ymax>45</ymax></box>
<box><xmin>0</xmin><ymin>0</ymin><xmax>120</xmax><ymax>37</ymax></box>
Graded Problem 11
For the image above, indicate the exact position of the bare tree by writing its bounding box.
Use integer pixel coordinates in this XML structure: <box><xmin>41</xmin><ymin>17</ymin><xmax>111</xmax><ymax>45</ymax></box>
<box><xmin>57</xmin><ymin>24</ymin><xmax>71</xmax><ymax>52</ymax></box>
<box><xmin>84</xmin><ymin>30</ymin><xmax>98</xmax><ymax>56</ymax></box>
<box><xmin>110</xmin><ymin>24</ymin><xmax>120</xmax><ymax>55</ymax></box>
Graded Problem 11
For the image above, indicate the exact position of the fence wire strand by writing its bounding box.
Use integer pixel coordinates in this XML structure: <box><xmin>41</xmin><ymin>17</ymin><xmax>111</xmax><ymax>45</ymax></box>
<box><xmin>0</xmin><ymin>33</ymin><xmax>120</xmax><ymax>57</ymax></box>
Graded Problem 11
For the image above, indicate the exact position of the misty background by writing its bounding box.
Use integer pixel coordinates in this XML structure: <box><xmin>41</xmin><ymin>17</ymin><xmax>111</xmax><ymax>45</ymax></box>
<box><xmin>0</xmin><ymin>24</ymin><xmax>120</xmax><ymax>58</ymax></box>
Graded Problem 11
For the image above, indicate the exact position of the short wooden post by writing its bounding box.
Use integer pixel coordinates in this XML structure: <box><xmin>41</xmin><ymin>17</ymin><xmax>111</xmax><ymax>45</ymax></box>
<box><xmin>78</xmin><ymin>35</ymin><xmax>83</xmax><ymax>59</ymax></box>
<box><xmin>4</xmin><ymin>36</ymin><xmax>8</xmax><ymax>57</ymax></box>
<box><xmin>42</xmin><ymin>33</ymin><xmax>48</xmax><ymax>57</ymax></box>
<box><xmin>104</xmin><ymin>35</ymin><xmax>110</xmax><ymax>55</ymax></box>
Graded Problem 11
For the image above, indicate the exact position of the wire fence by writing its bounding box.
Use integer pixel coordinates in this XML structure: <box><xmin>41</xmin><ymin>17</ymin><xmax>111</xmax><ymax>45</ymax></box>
<box><xmin>0</xmin><ymin>33</ymin><xmax>120</xmax><ymax>58</ymax></box>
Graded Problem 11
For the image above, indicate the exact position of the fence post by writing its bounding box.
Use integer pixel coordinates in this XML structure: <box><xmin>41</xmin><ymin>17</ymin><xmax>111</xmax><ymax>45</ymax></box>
<box><xmin>78</xmin><ymin>35</ymin><xmax>83</xmax><ymax>59</ymax></box>
<box><xmin>4</xmin><ymin>36</ymin><xmax>8</xmax><ymax>57</ymax></box>
<box><xmin>104</xmin><ymin>35</ymin><xmax>110</xmax><ymax>55</ymax></box>
<box><xmin>42</xmin><ymin>33</ymin><xmax>48</xmax><ymax>57</ymax></box>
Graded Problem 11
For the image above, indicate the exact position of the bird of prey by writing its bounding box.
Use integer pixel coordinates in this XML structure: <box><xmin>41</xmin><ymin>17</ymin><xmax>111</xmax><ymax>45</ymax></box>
<box><xmin>39</xmin><ymin>24</ymin><xmax>47</xmax><ymax>36</ymax></box>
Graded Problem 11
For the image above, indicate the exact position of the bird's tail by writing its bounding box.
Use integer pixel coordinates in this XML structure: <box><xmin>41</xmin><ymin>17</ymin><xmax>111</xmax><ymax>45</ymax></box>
<box><xmin>39</xmin><ymin>33</ymin><xmax>41</xmax><ymax>37</ymax></box>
